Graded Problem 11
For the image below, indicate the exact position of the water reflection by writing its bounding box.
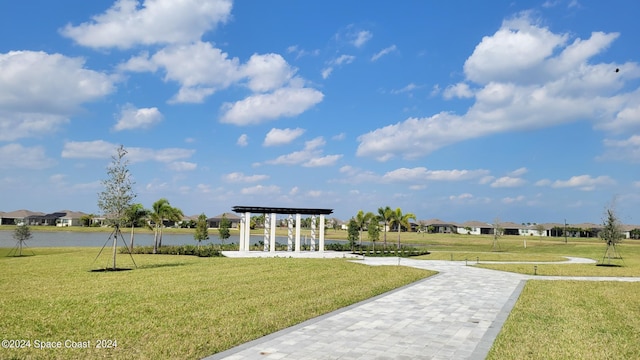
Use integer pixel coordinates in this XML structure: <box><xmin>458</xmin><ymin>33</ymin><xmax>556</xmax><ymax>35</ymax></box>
<box><xmin>0</xmin><ymin>230</ymin><xmax>339</xmax><ymax>248</ymax></box>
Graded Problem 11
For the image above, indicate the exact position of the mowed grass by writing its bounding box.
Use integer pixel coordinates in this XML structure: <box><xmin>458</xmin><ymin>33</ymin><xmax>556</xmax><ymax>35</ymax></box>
<box><xmin>488</xmin><ymin>281</ymin><xmax>640</xmax><ymax>360</ymax></box>
<box><xmin>0</xmin><ymin>247</ymin><xmax>433</xmax><ymax>359</ymax></box>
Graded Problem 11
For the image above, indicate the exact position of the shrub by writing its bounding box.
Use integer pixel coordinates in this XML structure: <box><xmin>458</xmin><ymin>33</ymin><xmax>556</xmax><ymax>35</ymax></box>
<box><xmin>122</xmin><ymin>245</ymin><xmax>222</xmax><ymax>257</ymax></box>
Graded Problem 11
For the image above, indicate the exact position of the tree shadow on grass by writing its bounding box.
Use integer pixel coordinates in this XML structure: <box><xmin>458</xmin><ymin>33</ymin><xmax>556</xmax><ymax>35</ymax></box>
<box><xmin>137</xmin><ymin>262</ymin><xmax>188</xmax><ymax>270</ymax></box>
<box><xmin>90</xmin><ymin>268</ymin><xmax>134</xmax><ymax>272</ymax></box>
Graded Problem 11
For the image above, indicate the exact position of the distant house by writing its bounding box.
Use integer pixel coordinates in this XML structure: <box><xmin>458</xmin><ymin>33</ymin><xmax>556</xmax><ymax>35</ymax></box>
<box><xmin>498</xmin><ymin>222</ymin><xmax>524</xmax><ymax>236</ymax></box>
<box><xmin>53</xmin><ymin>210</ymin><xmax>87</xmax><ymax>227</ymax></box>
<box><xmin>0</xmin><ymin>210</ymin><xmax>45</xmax><ymax>225</ymax></box>
<box><xmin>0</xmin><ymin>209</ymin><xmax>88</xmax><ymax>226</ymax></box>
<box><xmin>457</xmin><ymin>220</ymin><xmax>492</xmax><ymax>235</ymax></box>
<box><xmin>207</xmin><ymin>213</ymin><xmax>240</xmax><ymax>229</ymax></box>
<box><xmin>421</xmin><ymin>219</ymin><xmax>457</xmax><ymax>234</ymax></box>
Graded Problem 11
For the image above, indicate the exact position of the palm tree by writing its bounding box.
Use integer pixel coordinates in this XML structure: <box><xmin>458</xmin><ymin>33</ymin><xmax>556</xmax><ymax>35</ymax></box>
<box><xmin>150</xmin><ymin>199</ymin><xmax>184</xmax><ymax>253</ymax></box>
<box><xmin>124</xmin><ymin>203</ymin><xmax>150</xmax><ymax>251</ymax></box>
<box><xmin>355</xmin><ymin>210</ymin><xmax>374</xmax><ymax>246</ymax></box>
<box><xmin>377</xmin><ymin>206</ymin><xmax>392</xmax><ymax>249</ymax></box>
<box><xmin>388</xmin><ymin>207</ymin><xmax>416</xmax><ymax>250</ymax></box>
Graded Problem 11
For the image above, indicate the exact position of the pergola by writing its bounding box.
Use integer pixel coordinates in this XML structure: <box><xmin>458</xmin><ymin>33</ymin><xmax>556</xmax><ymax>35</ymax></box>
<box><xmin>232</xmin><ymin>206</ymin><xmax>333</xmax><ymax>253</ymax></box>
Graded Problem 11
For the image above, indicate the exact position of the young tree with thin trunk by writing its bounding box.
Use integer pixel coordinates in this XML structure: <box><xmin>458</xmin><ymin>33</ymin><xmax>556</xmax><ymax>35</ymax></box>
<box><xmin>600</xmin><ymin>207</ymin><xmax>624</xmax><ymax>265</ymax></box>
<box><xmin>12</xmin><ymin>221</ymin><xmax>32</xmax><ymax>256</ymax></box>
<box><xmin>367</xmin><ymin>221</ymin><xmax>380</xmax><ymax>252</ymax></box>
<box><xmin>377</xmin><ymin>206</ymin><xmax>392</xmax><ymax>249</ymax></box>
<box><xmin>194</xmin><ymin>213</ymin><xmax>209</xmax><ymax>250</ymax></box>
<box><xmin>218</xmin><ymin>214</ymin><xmax>231</xmax><ymax>246</ymax></box>
<box><xmin>347</xmin><ymin>218</ymin><xmax>359</xmax><ymax>251</ymax></box>
<box><xmin>492</xmin><ymin>217</ymin><xmax>503</xmax><ymax>251</ymax></box>
<box><xmin>97</xmin><ymin>145</ymin><xmax>136</xmax><ymax>269</ymax></box>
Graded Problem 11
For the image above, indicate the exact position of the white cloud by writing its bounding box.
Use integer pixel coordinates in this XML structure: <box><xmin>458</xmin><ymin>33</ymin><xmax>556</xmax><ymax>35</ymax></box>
<box><xmin>241</xmin><ymin>184</ymin><xmax>280</xmax><ymax>195</ymax></box>
<box><xmin>263</xmin><ymin>128</ymin><xmax>306</xmax><ymax>147</ymax></box>
<box><xmin>322</xmin><ymin>55</ymin><xmax>356</xmax><ymax>79</ymax></box>
<box><xmin>491</xmin><ymin>176</ymin><xmax>526</xmax><ymax>188</ymax></box>
<box><xmin>352</xmin><ymin>30</ymin><xmax>372</xmax><ymax>48</ymax></box>
<box><xmin>502</xmin><ymin>195</ymin><xmax>525</xmax><ymax>204</ymax></box>
<box><xmin>220</xmin><ymin>87</ymin><xmax>323</xmax><ymax>125</ymax></box>
<box><xmin>121</xmin><ymin>41</ymin><xmax>241</xmax><ymax>103</ymax></box>
<box><xmin>550</xmin><ymin>174</ymin><xmax>616</xmax><ymax>191</ymax></box>
<box><xmin>286</xmin><ymin>45</ymin><xmax>320</xmax><ymax>59</ymax></box>
<box><xmin>167</xmin><ymin>161</ymin><xmax>197</xmax><ymax>171</ymax></box>
<box><xmin>321</xmin><ymin>67</ymin><xmax>333</xmax><ymax>79</ymax></box>
<box><xmin>371</xmin><ymin>45</ymin><xmax>397</xmax><ymax>61</ymax></box>
<box><xmin>62</xmin><ymin>140</ymin><xmax>194</xmax><ymax>163</ymax></box>
<box><xmin>382</xmin><ymin>167</ymin><xmax>490</xmax><ymax>183</ymax></box>
<box><xmin>443</xmin><ymin>82</ymin><xmax>474</xmax><ymax>99</ymax></box>
<box><xmin>237</xmin><ymin>134</ymin><xmax>248</xmax><ymax>147</ymax></box>
<box><xmin>304</xmin><ymin>155</ymin><xmax>343</xmax><ymax>167</ymax></box>
<box><xmin>509</xmin><ymin>167</ymin><xmax>529</xmax><ymax>176</ymax></box>
<box><xmin>598</xmin><ymin>135</ymin><xmax>640</xmax><ymax>163</ymax></box>
<box><xmin>464</xmin><ymin>13</ymin><xmax>569</xmax><ymax>84</ymax></box>
<box><xmin>391</xmin><ymin>83</ymin><xmax>421</xmax><ymax>95</ymax></box>
<box><xmin>449</xmin><ymin>193</ymin><xmax>474</xmax><ymax>201</ymax></box>
<box><xmin>242</xmin><ymin>53</ymin><xmax>295</xmax><ymax>93</ymax></box>
<box><xmin>0</xmin><ymin>144</ymin><xmax>54</xmax><ymax>169</ymax></box>
<box><xmin>535</xmin><ymin>179</ymin><xmax>552</xmax><ymax>186</ymax></box>
<box><xmin>118</xmin><ymin>40</ymin><xmax>322</xmax><ymax>117</ymax></box>
<box><xmin>356</xmin><ymin>14</ymin><xmax>640</xmax><ymax>161</ymax></box>
<box><xmin>332</xmin><ymin>133</ymin><xmax>346</xmax><ymax>141</ymax></box>
<box><xmin>0</xmin><ymin>51</ymin><xmax>115</xmax><ymax>140</ymax></box>
<box><xmin>60</xmin><ymin>0</ymin><xmax>232</xmax><ymax>49</ymax></box>
<box><xmin>197</xmin><ymin>184</ymin><xmax>211</xmax><ymax>193</ymax></box>
<box><xmin>223</xmin><ymin>172</ymin><xmax>269</xmax><ymax>183</ymax></box>
<box><xmin>114</xmin><ymin>104</ymin><xmax>163</xmax><ymax>131</ymax></box>
<box><xmin>596</xmin><ymin>103</ymin><xmax>640</xmax><ymax>134</ymax></box>
<box><xmin>266</xmin><ymin>137</ymin><xmax>342</xmax><ymax>167</ymax></box>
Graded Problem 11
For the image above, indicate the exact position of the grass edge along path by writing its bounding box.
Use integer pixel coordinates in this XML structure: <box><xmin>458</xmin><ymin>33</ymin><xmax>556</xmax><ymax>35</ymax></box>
<box><xmin>0</xmin><ymin>247</ymin><xmax>433</xmax><ymax>360</ymax></box>
<box><xmin>487</xmin><ymin>280</ymin><xmax>640</xmax><ymax>360</ymax></box>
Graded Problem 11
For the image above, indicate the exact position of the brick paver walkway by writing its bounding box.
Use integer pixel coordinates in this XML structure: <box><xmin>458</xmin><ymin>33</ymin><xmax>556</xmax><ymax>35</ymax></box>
<box><xmin>205</xmin><ymin>257</ymin><xmax>639</xmax><ymax>360</ymax></box>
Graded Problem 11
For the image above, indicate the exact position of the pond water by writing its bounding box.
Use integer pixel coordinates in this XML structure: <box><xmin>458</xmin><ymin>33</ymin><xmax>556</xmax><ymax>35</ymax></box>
<box><xmin>0</xmin><ymin>229</ymin><xmax>340</xmax><ymax>248</ymax></box>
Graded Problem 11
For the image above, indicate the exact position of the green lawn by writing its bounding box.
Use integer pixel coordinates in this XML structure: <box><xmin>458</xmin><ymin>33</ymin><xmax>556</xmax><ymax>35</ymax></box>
<box><xmin>2</xmin><ymin>231</ymin><xmax>640</xmax><ymax>359</ymax></box>
<box><xmin>488</xmin><ymin>281</ymin><xmax>640</xmax><ymax>360</ymax></box>
<box><xmin>0</xmin><ymin>247</ymin><xmax>432</xmax><ymax>359</ymax></box>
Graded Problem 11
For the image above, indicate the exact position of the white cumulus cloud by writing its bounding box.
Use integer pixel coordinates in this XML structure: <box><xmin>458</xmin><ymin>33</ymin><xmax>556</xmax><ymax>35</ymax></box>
<box><xmin>356</xmin><ymin>13</ymin><xmax>640</xmax><ymax>161</ymax></box>
<box><xmin>550</xmin><ymin>174</ymin><xmax>616</xmax><ymax>191</ymax></box>
<box><xmin>223</xmin><ymin>172</ymin><xmax>269</xmax><ymax>183</ymax></box>
<box><xmin>60</xmin><ymin>0</ymin><xmax>233</xmax><ymax>49</ymax></box>
<box><xmin>0</xmin><ymin>51</ymin><xmax>115</xmax><ymax>140</ymax></box>
<box><xmin>114</xmin><ymin>104</ymin><xmax>163</xmax><ymax>131</ymax></box>
<box><xmin>220</xmin><ymin>87</ymin><xmax>324</xmax><ymax>126</ymax></box>
<box><xmin>263</xmin><ymin>128</ymin><xmax>306</xmax><ymax>147</ymax></box>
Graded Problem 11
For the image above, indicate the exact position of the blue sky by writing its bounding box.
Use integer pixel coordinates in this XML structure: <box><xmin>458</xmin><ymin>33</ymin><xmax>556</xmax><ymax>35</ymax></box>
<box><xmin>1</xmin><ymin>0</ymin><xmax>639</xmax><ymax>224</ymax></box>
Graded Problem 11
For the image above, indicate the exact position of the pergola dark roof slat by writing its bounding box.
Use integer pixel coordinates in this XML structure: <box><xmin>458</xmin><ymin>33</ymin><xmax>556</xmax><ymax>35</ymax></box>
<box><xmin>232</xmin><ymin>206</ymin><xmax>333</xmax><ymax>215</ymax></box>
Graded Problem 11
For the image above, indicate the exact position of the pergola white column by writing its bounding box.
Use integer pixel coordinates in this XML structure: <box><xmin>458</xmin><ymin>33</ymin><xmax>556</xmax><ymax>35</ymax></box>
<box><xmin>310</xmin><ymin>215</ymin><xmax>317</xmax><ymax>251</ymax></box>
<box><xmin>269</xmin><ymin>213</ymin><xmax>276</xmax><ymax>253</ymax></box>
<box><xmin>239</xmin><ymin>212</ymin><xmax>247</xmax><ymax>251</ymax></box>
<box><xmin>242</xmin><ymin>211</ymin><xmax>251</xmax><ymax>251</ymax></box>
<box><xmin>319</xmin><ymin>214</ymin><xmax>326</xmax><ymax>252</ymax></box>
<box><xmin>263</xmin><ymin>213</ymin><xmax>270</xmax><ymax>252</ymax></box>
<box><xmin>287</xmin><ymin>214</ymin><xmax>293</xmax><ymax>251</ymax></box>
<box><xmin>295</xmin><ymin>213</ymin><xmax>301</xmax><ymax>252</ymax></box>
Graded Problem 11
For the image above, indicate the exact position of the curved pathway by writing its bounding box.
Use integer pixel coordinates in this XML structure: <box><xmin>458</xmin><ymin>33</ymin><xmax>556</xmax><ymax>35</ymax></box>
<box><xmin>206</xmin><ymin>257</ymin><xmax>640</xmax><ymax>360</ymax></box>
